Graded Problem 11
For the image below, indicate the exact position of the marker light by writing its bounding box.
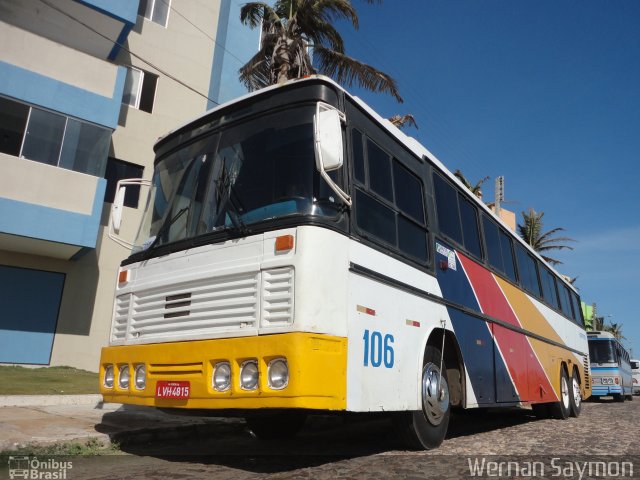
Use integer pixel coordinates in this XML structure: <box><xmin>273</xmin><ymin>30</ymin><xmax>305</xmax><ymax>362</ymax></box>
<box><xmin>134</xmin><ymin>364</ymin><xmax>146</xmax><ymax>390</ymax></box>
<box><xmin>275</xmin><ymin>235</ymin><xmax>294</xmax><ymax>252</ymax></box>
<box><xmin>103</xmin><ymin>365</ymin><xmax>114</xmax><ymax>389</ymax></box>
<box><xmin>240</xmin><ymin>360</ymin><xmax>259</xmax><ymax>390</ymax></box>
<box><xmin>213</xmin><ymin>362</ymin><xmax>231</xmax><ymax>392</ymax></box>
<box><xmin>118</xmin><ymin>365</ymin><xmax>130</xmax><ymax>390</ymax></box>
<box><xmin>118</xmin><ymin>270</ymin><xmax>129</xmax><ymax>285</ymax></box>
<box><xmin>267</xmin><ymin>358</ymin><xmax>289</xmax><ymax>390</ymax></box>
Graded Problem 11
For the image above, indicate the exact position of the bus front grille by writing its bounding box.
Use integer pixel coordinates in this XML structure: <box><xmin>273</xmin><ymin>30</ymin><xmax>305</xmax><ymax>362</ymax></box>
<box><xmin>123</xmin><ymin>271</ymin><xmax>259</xmax><ymax>342</ymax></box>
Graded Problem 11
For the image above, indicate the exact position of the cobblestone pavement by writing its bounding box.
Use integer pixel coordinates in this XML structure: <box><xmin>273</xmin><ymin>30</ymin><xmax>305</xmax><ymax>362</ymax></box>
<box><xmin>5</xmin><ymin>399</ymin><xmax>639</xmax><ymax>479</ymax></box>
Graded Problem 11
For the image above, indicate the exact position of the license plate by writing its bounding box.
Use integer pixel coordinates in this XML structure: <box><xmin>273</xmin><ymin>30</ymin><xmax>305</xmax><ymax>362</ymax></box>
<box><xmin>155</xmin><ymin>381</ymin><xmax>190</xmax><ymax>399</ymax></box>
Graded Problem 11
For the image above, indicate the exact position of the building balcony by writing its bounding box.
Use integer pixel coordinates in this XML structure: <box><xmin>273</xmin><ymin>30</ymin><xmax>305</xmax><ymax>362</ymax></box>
<box><xmin>0</xmin><ymin>0</ymin><xmax>138</xmax><ymax>61</ymax></box>
<box><xmin>0</xmin><ymin>154</ymin><xmax>106</xmax><ymax>260</ymax></box>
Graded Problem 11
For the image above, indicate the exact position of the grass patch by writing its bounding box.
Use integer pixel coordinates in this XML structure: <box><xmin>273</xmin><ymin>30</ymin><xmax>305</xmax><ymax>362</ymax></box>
<box><xmin>0</xmin><ymin>365</ymin><xmax>99</xmax><ymax>395</ymax></box>
<box><xmin>1</xmin><ymin>438</ymin><xmax>121</xmax><ymax>456</ymax></box>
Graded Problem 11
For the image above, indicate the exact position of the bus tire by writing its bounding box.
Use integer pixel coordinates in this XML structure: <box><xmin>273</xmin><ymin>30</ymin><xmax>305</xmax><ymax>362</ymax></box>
<box><xmin>245</xmin><ymin>411</ymin><xmax>307</xmax><ymax>440</ymax></box>
<box><xmin>393</xmin><ymin>345</ymin><xmax>450</xmax><ymax>450</ymax></box>
<box><xmin>548</xmin><ymin>366</ymin><xmax>570</xmax><ymax>420</ymax></box>
<box><xmin>569</xmin><ymin>368</ymin><xmax>582</xmax><ymax>417</ymax></box>
<box><xmin>613</xmin><ymin>393</ymin><xmax>625</xmax><ymax>402</ymax></box>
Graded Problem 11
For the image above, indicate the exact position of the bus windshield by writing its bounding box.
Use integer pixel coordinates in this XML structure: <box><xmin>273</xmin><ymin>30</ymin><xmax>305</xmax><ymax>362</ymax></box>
<box><xmin>589</xmin><ymin>340</ymin><xmax>616</xmax><ymax>364</ymax></box>
<box><xmin>133</xmin><ymin>105</ymin><xmax>341</xmax><ymax>253</ymax></box>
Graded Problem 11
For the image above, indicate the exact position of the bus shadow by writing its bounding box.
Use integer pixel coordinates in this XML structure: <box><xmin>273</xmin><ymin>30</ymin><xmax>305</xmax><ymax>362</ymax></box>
<box><xmin>114</xmin><ymin>408</ymin><xmax>540</xmax><ymax>473</ymax></box>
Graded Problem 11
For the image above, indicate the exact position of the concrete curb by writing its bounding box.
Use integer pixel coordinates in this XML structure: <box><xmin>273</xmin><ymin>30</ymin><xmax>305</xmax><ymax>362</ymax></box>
<box><xmin>0</xmin><ymin>394</ymin><xmax>103</xmax><ymax>407</ymax></box>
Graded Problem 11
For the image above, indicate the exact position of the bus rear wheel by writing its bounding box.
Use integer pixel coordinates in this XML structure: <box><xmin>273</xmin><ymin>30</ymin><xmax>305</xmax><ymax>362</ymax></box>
<box><xmin>569</xmin><ymin>368</ymin><xmax>582</xmax><ymax>417</ymax></box>
<box><xmin>548</xmin><ymin>367</ymin><xmax>570</xmax><ymax>419</ymax></box>
<box><xmin>613</xmin><ymin>393</ymin><xmax>625</xmax><ymax>402</ymax></box>
<box><xmin>245</xmin><ymin>411</ymin><xmax>307</xmax><ymax>440</ymax></box>
<box><xmin>393</xmin><ymin>345</ymin><xmax>450</xmax><ymax>450</ymax></box>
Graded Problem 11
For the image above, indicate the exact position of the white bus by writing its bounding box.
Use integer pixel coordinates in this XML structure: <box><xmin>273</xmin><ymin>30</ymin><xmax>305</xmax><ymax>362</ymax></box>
<box><xmin>102</xmin><ymin>76</ymin><xmax>590</xmax><ymax>449</ymax></box>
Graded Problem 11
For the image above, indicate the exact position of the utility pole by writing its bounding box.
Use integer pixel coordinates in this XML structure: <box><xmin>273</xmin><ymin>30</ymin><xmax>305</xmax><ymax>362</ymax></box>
<box><xmin>494</xmin><ymin>176</ymin><xmax>504</xmax><ymax>217</ymax></box>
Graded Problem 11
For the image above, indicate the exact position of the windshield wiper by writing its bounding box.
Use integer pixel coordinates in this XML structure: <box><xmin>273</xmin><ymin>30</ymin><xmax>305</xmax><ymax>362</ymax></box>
<box><xmin>213</xmin><ymin>161</ymin><xmax>250</xmax><ymax>235</ymax></box>
<box><xmin>145</xmin><ymin>206</ymin><xmax>189</xmax><ymax>253</ymax></box>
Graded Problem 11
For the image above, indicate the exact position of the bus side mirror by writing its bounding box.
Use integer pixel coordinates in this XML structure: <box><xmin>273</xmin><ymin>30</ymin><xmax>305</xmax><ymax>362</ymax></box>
<box><xmin>108</xmin><ymin>178</ymin><xmax>151</xmax><ymax>249</ymax></box>
<box><xmin>314</xmin><ymin>103</ymin><xmax>344</xmax><ymax>172</ymax></box>
<box><xmin>111</xmin><ymin>185</ymin><xmax>126</xmax><ymax>234</ymax></box>
<box><xmin>313</xmin><ymin>103</ymin><xmax>351</xmax><ymax>206</ymax></box>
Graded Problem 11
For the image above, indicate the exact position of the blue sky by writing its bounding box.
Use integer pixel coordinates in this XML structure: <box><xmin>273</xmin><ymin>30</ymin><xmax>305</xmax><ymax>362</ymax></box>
<box><xmin>334</xmin><ymin>1</ymin><xmax>640</xmax><ymax>356</ymax></box>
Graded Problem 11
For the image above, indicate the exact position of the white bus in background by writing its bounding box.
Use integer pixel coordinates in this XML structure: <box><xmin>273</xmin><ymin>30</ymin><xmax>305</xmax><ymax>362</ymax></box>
<box><xmin>631</xmin><ymin>358</ymin><xmax>640</xmax><ymax>395</ymax></box>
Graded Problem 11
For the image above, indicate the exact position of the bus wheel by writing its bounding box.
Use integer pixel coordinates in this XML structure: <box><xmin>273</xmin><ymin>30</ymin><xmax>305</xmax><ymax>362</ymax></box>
<box><xmin>245</xmin><ymin>411</ymin><xmax>307</xmax><ymax>440</ymax></box>
<box><xmin>393</xmin><ymin>345</ymin><xmax>450</xmax><ymax>450</ymax></box>
<box><xmin>569</xmin><ymin>369</ymin><xmax>582</xmax><ymax>417</ymax></box>
<box><xmin>549</xmin><ymin>367</ymin><xmax>570</xmax><ymax>419</ymax></box>
<box><xmin>613</xmin><ymin>393</ymin><xmax>625</xmax><ymax>402</ymax></box>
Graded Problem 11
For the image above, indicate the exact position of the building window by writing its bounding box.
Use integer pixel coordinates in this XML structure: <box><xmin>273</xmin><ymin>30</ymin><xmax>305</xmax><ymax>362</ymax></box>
<box><xmin>0</xmin><ymin>95</ymin><xmax>111</xmax><ymax>177</ymax></box>
<box><xmin>0</xmin><ymin>96</ymin><xmax>29</xmax><ymax>156</ymax></box>
<box><xmin>122</xmin><ymin>67</ymin><xmax>158</xmax><ymax>114</ymax></box>
<box><xmin>104</xmin><ymin>157</ymin><xmax>144</xmax><ymax>208</ymax></box>
<box><xmin>138</xmin><ymin>0</ymin><xmax>170</xmax><ymax>27</ymax></box>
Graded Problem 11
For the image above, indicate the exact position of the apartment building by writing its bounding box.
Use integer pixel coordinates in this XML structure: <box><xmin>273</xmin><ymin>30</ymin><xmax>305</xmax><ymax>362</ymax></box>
<box><xmin>0</xmin><ymin>0</ymin><xmax>258</xmax><ymax>370</ymax></box>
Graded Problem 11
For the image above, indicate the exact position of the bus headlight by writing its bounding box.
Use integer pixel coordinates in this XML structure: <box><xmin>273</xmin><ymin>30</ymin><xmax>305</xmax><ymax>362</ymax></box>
<box><xmin>103</xmin><ymin>365</ymin><xmax>114</xmax><ymax>389</ymax></box>
<box><xmin>134</xmin><ymin>364</ymin><xmax>146</xmax><ymax>390</ymax></box>
<box><xmin>118</xmin><ymin>365</ymin><xmax>130</xmax><ymax>390</ymax></box>
<box><xmin>213</xmin><ymin>362</ymin><xmax>231</xmax><ymax>392</ymax></box>
<box><xmin>240</xmin><ymin>360</ymin><xmax>259</xmax><ymax>390</ymax></box>
<box><xmin>267</xmin><ymin>358</ymin><xmax>289</xmax><ymax>390</ymax></box>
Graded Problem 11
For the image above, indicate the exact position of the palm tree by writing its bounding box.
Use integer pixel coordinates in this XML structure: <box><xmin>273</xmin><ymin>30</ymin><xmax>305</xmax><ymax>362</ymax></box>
<box><xmin>603</xmin><ymin>322</ymin><xmax>625</xmax><ymax>341</ymax></box>
<box><xmin>239</xmin><ymin>0</ymin><xmax>402</xmax><ymax>102</ymax></box>
<box><xmin>453</xmin><ymin>169</ymin><xmax>489</xmax><ymax>199</ymax></box>
<box><xmin>518</xmin><ymin>208</ymin><xmax>575</xmax><ymax>266</ymax></box>
<box><xmin>388</xmin><ymin>114</ymin><xmax>418</xmax><ymax>130</ymax></box>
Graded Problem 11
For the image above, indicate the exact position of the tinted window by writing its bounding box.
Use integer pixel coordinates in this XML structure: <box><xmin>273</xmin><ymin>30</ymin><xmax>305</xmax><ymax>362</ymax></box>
<box><xmin>352</xmin><ymin>129</ymin><xmax>365</xmax><ymax>183</ymax></box>
<box><xmin>368</xmin><ymin>140</ymin><xmax>393</xmax><ymax>201</ymax></box>
<box><xmin>433</xmin><ymin>174</ymin><xmax>462</xmax><ymax>244</ymax></box>
<box><xmin>459</xmin><ymin>195</ymin><xmax>481</xmax><ymax>258</ymax></box>
<box><xmin>483</xmin><ymin>215</ymin><xmax>503</xmax><ymax>272</ymax></box>
<box><xmin>558</xmin><ymin>284</ymin><xmax>573</xmax><ymax>318</ymax></box>
<box><xmin>540</xmin><ymin>267</ymin><xmax>559</xmax><ymax>309</ymax></box>
<box><xmin>0</xmin><ymin>96</ymin><xmax>29</xmax><ymax>156</ymax></box>
<box><xmin>398</xmin><ymin>216</ymin><xmax>428</xmax><ymax>261</ymax></box>
<box><xmin>570</xmin><ymin>292</ymin><xmax>583</xmax><ymax>325</ymax></box>
<box><xmin>515</xmin><ymin>244</ymin><xmax>541</xmax><ymax>296</ymax></box>
<box><xmin>393</xmin><ymin>160</ymin><xmax>424</xmax><ymax>223</ymax></box>
<box><xmin>499</xmin><ymin>231</ymin><xmax>517</xmax><ymax>282</ymax></box>
<box><xmin>355</xmin><ymin>189</ymin><xmax>396</xmax><ymax>245</ymax></box>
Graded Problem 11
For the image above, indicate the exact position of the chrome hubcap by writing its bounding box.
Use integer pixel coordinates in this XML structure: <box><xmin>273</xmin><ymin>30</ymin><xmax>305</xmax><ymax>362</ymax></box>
<box><xmin>572</xmin><ymin>376</ymin><xmax>581</xmax><ymax>408</ymax></box>
<box><xmin>422</xmin><ymin>363</ymin><xmax>449</xmax><ymax>426</ymax></box>
<box><xmin>561</xmin><ymin>375</ymin><xmax>570</xmax><ymax>408</ymax></box>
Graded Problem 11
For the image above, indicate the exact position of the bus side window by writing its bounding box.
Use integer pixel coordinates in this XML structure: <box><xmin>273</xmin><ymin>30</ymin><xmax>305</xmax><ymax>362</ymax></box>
<box><xmin>433</xmin><ymin>174</ymin><xmax>462</xmax><ymax>245</ymax></box>
<box><xmin>569</xmin><ymin>292</ymin><xmax>584</xmax><ymax>327</ymax></box>
<box><xmin>459</xmin><ymin>194</ymin><xmax>482</xmax><ymax>259</ymax></box>
<box><xmin>499</xmin><ymin>230</ymin><xmax>517</xmax><ymax>283</ymax></box>
<box><xmin>352</xmin><ymin>129</ymin><xmax>365</xmax><ymax>183</ymax></box>
<box><xmin>558</xmin><ymin>284</ymin><xmax>573</xmax><ymax>319</ymax></box>
<box><xmin>515</xmin><ymin>243</ymin><xmax>541</xmax><ymax>297</ymax></box>
<box><xmin>482</xmin><ymin>215</ymin><xmax>504</xmax><ymax>274</ymax></box>
<box><xmin>367</xmin><ymin>139</ymin><xmax>393</xmax><ymax>202</ymax></box>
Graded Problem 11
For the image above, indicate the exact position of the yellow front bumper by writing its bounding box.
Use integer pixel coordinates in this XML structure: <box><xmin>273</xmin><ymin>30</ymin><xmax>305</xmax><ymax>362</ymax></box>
<box><xmin>100</xmin><ymin>332</ymin><xmax>347</xmax><ymax>410</ymax></box>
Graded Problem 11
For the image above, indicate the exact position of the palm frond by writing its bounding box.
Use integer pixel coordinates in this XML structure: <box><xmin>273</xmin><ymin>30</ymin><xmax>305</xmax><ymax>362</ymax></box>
<box><xmin>314</xmin><ymin>45</ymin><xmax>402</xmax><ymax>102</ymax></box>
<box><xmin>240</xmin><ymin>2</ymin><xmax>281</xmax><ymax>28</ymax></box>
<box><xmin>388</xmin><ymin>114</ymin><xmax>418</xmax><ymax>129</ymax></box>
